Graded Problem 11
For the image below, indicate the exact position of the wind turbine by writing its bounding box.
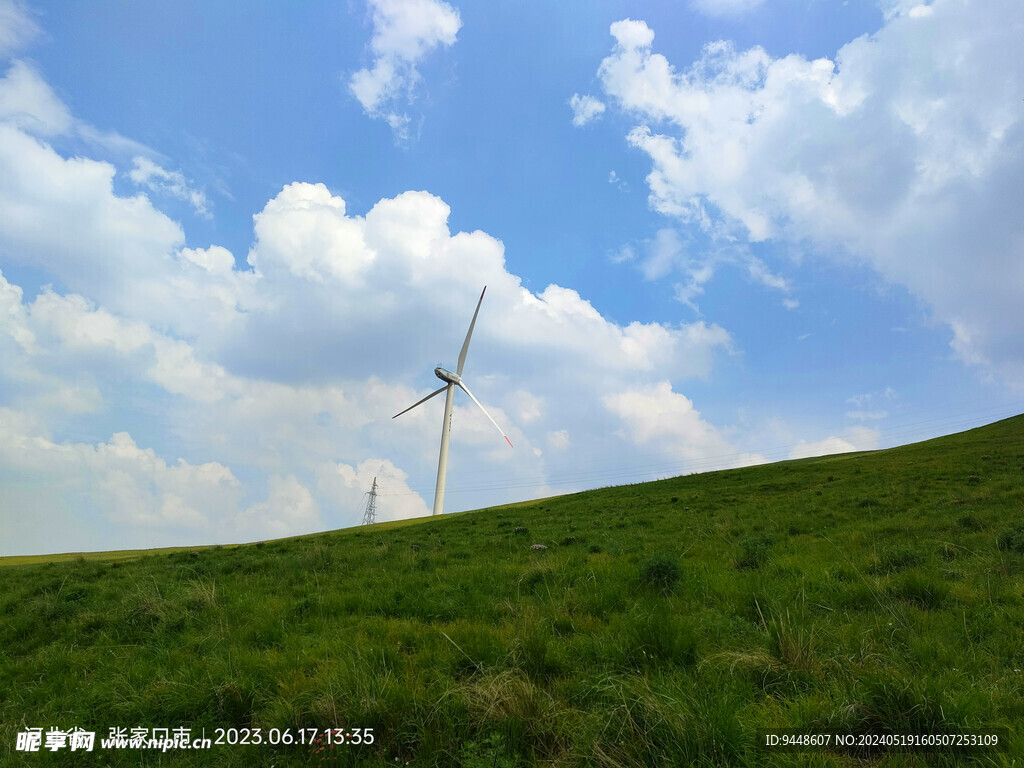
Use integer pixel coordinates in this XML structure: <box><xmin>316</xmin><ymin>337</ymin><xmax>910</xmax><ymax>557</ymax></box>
<box><xmin>393</xmin><ymin>286</ymin><xmax>512</xmax><ymax>516</ymax></box>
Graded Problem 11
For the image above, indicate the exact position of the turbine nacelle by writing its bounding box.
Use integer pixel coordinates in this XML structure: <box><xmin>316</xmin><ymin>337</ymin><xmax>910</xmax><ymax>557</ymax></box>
<box><xmin>434</xmin><ymin>367</ymin><xmax>461</xmax><ymax>385</ymax></box>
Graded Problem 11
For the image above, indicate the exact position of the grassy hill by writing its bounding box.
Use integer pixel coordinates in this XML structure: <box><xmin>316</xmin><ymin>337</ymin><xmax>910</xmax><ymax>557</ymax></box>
<box><xmin>2</xmin><ymin>415</ymin><xmax>1023</xmax><ymax>767</ymax></box>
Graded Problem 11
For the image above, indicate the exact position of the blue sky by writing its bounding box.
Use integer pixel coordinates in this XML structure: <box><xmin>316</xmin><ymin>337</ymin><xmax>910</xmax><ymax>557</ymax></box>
<box><xmin>1</xmin><ymin>0</ymin><xmax>1022</xmax><ymax>556</ymax></box>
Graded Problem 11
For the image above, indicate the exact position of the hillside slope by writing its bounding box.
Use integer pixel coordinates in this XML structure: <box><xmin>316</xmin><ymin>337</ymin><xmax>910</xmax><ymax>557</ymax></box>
<box><xmin>2</xmin><ymin>416</ymin><xmax>1023</xmax><ymax>766</ymax></box>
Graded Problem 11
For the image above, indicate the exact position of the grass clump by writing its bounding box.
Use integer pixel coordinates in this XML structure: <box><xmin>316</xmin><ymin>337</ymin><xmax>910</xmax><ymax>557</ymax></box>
<box><xmin>996</xmin><ymin>523</ymin><xmax>1024</xmax><ymax>553</ymax></box>
<box><xmin>888</xmin><ymin>571</ymin><xmax>950</xmax><ymax>609</ymax></box>
<box><xmin>867</xmin><ymin>544</ymin><xmax>924</xmax><ymax>574</ymax></box>
<box><xmin>736</xmin><ymin>533</ymin><xmax>773</xmax><ymax>570</ymax></box>
<box><xmin>957</xmin><ymin>514</ymin><xmax>985</xmax><ymax>532</ymax></box>
<box><xmin>639</xmin><ymin>552</ymin><xmax>681</xmax><ymax>593</ymax></box>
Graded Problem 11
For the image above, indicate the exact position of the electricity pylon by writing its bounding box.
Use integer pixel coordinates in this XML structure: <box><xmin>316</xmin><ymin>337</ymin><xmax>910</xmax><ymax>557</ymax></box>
<box><xmin>361</xmin><ymin>477</ymin><xmax>378</xmax><ymax>526</ymax></box>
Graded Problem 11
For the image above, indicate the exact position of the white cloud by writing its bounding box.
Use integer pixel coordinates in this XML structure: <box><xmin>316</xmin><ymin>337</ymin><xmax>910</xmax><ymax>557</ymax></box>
<box><xmin>610</xmin><ymin>243</ymin><xmax>636</xmax><ymax>264</ymax></box>
<box><xmin>0</xmin><ymin>414</ymin><xmax>243</xmax><ymax>533</ymax></box>
<box><xmin>509</xmin><ymin>390</ymin><xmax>543</xmax><ymax>423</ymax></box>
<box><xmin>546</xmin><ymin>430</ymin><xmax>570</xmax><ymax>451</ymax></box>
<box><xmin>569</xmin><ymin>93</ymin><xmax>606</xmax><ymax>127</ymax></box>
<box><xmin>618</xmin><ymin>232</ymin><xmax>795</xmax><ymax>310</ymax></box>
<box><xmin>0</xmin><ymin>122</ymin><xmax>184</xmax><ymax>292</ymax></box>
<box><xmin>349</xmin><ymin>0</ymin><xmax>462</xmax><ymax>140</ymax></box>
<box><xmin>0</xmin><ymin>1</ymin><xmax>38</xmax><ymax>58</ymax></box>
<box><xmin>604</xmin><ymin>381</ymin><xmax>764</xmax><ymax>469</ymax></box>
<box><xmin>235</xmin><ymin>475</ymin><xmax>321</xmax><ymax>539</ymax></box>
<box><xmin>689</xmin><ymin>0</ymin><xmax>765</xmax><ymax>18</ymax></box>
<box><xmin>0</xmin><ymin>60</ymin><xmax>161</xmax><ymax>158</ymax></box>
<box><xmin>789</xmin><ymin>426</ymin><xmax>879</xmax><ymax>459</ymax></box>
<box><xmin>594</xmin><ymin>1</ymin><xmax>1024</xmax><ymax>385</ymax></box>
<box><xmin>0</xmin><ymin>114</ymin><xmax>259</xmax><ymax>341</ymax></box>
<box><xmin>847</xmin><ymin>387</ymin><xmax>897</xmax><ymax>410</ymax></box>
<box><xmin>249</xmin><ymin>181</ymin><xmax>374</xmax><ymax>284</ymax></box>
<box><xmin>641</xmin><ymin>228</ymin><xmax>685</xmax><ymax>281</ymax></box>
<box><xmin>129</xmin><ymin>156</ymin><xmax>210</xmax><ymax>218</ymax></box>
<box><xmin>0</xmin><ymin>60</ymin><xmax>72</xmax><ymax>135</ymax></box>
<box><xmin>609</xmin><ymin>19</ymin><xmax>655</xmax><ymax>50</ymax></box>
<box><xmin>789</xmin><ymin>435</ymin><xmax>857</xmax><ymax>460</ymax></box>
<box><xmin>180</xmin><ymin>245</ymin><xmax>236</xmax><ymax>274</ymax></box>
<box><xmin>316</xmin><ymin>458</ymin><xmax>430</xmax><ymax>523</ymax></box>
<box><xmin>879</xmin><ymin>0</ymin><xmax>935</xmax><ymax>21</ymax></box>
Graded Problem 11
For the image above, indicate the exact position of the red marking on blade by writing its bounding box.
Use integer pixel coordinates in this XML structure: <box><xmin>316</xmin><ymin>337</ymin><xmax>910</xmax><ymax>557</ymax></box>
<box><xmin>505</xmin><ymin>436</ymin><xmax>513</xmax><ymax>447</ymax></box>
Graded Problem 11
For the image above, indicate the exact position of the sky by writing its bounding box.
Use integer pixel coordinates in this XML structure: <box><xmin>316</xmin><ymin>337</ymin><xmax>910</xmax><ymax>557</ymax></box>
<box><xmin>1</xmin><ymin>0</ymin><xmax>1022</xmax><ymax>556</ymax></box>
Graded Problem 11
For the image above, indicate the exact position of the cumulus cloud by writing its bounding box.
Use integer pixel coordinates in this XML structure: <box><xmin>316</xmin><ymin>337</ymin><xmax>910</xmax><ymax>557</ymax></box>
<box><xmin>593</xmin><ymin>1</ymin><xmax>1024</xmax><ymax>385</ymax></box>
<box><xmin>0</xmin><ymin>411</ymin><xmax>247</xmax><ymax>547</ymax></box>
<box><xmin>0</xmin><ymin>106</ymin><xmax>257</xmax><ymax>341</ymax></box>
<box><xmin>235</xmin><ymin>475</ymin><xmax>321</xmax><ymax>539</ymax></box>
<box><xmin>604</xmin><ymin>381</ymin><xmax>764</xmax><ymax>469</ymax></box>
<box><xmin>180</xmin><ymin>245</ymin><xmax>236</xmax><ymax>274</ymax></box>
<box><xmin>0</xmin><ymin>122</ymin><xmax>183</xmax><ymax>292</ymax></box>
<box><xmin>316</xmin><ymin>458</ymin><xmax>430</xmax><ymax>523</ymax></box>
<box><xmin>129</xmin><ymin>156</ymin><xmax>210</xmax><ymax>218</ymax></box>
<box><xmin>789</xmin><ymin>426</ymin><xmax>879</xmax><ymax>459</ymax></box>
<box><xmin>248</xmin><ymin>181</ymin><xmax>374</xmax><ymax>284</ymax></box>
<box><xmin>609</xmin><ymin>19</ymin><xmax>655</xmax><ymax>50</ymax></box>
<box><xmin>349</xmin><ymin>0</ymin><xmax>461</xmax><ymax>140</ymax></box>
<box><xmin>568</xmin><ymin>93</ymin><xmax>606</xmax><ymax>126</ymax></box>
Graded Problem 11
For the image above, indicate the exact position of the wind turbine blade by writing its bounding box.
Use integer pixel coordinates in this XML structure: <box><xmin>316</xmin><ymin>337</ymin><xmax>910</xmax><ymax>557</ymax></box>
<box><xmin>457</xmin><ymin>380</ymin><xmax>513</xmax><ymax>447</ymax></box>
<box><xmin>456</xmin><ymin>286</ymin><xmax>487</xmax><ymax>376</ymax></box>
<box><xmin>393</xmin><ymin>385</ymin><xmax>448</xmax><ymax>419</ymax></box>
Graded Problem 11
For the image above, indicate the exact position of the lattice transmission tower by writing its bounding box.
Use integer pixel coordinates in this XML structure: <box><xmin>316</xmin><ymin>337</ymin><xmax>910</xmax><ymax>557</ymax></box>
<box><xmin>361</xmin><ymin>477</ymin><xmax>378</xmax><ymax>526</ymax></box>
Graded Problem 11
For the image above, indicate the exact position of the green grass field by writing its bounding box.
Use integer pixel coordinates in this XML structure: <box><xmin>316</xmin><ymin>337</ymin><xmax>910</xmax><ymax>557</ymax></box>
<box><xmin>2</xmin><ymin>415</ymin><xmax>1023</xmax><ymax>767</ymax></box>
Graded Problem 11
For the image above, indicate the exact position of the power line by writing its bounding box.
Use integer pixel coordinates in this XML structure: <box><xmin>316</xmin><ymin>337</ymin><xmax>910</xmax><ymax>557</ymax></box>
<box><xmin>376</xmin><ymin>402</ymin><xmax>1024</xmax><ymax>499</ymax></box>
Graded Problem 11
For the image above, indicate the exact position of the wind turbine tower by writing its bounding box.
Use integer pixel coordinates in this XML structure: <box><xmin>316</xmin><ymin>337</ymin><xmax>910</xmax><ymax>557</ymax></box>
<box><xmin>393</xmin><ymin>286</ymin><xmax>512</xmax><ymax>516</ymax></box>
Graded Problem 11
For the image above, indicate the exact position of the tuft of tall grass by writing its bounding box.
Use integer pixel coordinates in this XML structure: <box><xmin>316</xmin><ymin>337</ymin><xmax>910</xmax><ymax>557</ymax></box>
<box><xmin>736</xmin><ymin>533</ymin><xmax>773</xmax><ymax>570</ymax></box>
<box><xmin>996</xmin><ymin>523</ymin><xmax>1024</xmax><ymax>553</ymax></box>
<box><xmin>888</xmin><ymin>570</ymin><xmax>950</xmax><ymax>610</ymax></box>
<box><xmin>867</xmin><ymin>544</ymin><xmax>924</xmax><ymax>575</ymax></box>
<box><xmin>638</xmin><ymin>552</ymin><xmax>681</xmax><ymax>593</ymax></box>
